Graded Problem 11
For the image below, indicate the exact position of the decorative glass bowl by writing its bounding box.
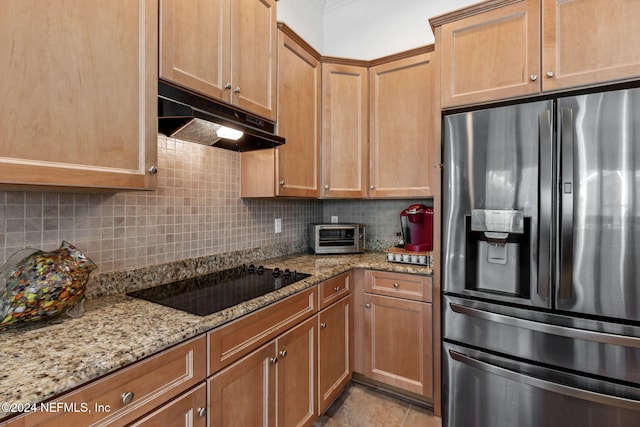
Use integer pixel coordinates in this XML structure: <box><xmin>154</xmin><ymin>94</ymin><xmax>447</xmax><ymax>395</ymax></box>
<box><xmin>0</xmin><ymin>241</ymin><xmax>97</xmax><ymax>331</ymax></box>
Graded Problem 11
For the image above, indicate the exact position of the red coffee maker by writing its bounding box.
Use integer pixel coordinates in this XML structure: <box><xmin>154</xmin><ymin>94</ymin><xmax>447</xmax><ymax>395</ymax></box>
<box><xmin>400</xmin><ymin>204</ymin><xmax>433</xmax><ymax>252</ymax></box>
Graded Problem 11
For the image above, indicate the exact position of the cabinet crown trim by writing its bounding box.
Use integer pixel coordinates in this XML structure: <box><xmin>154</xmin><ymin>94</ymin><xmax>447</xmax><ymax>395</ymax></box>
<box><xmin>429</xmin><ymin>0</ymin><xmax>527</xmax><ymax>30</ymax></box>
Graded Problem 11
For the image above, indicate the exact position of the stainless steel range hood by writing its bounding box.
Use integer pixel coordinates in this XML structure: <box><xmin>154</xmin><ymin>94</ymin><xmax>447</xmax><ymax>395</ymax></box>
<box><xmin>158</xmin><ymin>81</ymin><xmax>284</xmax><ymax>151</ymax></box>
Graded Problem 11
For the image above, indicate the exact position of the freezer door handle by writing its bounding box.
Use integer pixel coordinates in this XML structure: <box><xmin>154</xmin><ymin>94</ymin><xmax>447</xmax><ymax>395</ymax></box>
<box><xmin>449</xmin><ymin>350</ymin><xmax>640</xmax><ymax>411</ymax></box>
<box><xmin>559</xmin><ymin>107</ymin><xmax>574</xmax><ymax>300</ymax></box>
<box><xmin>538</xmin><ymin>110</ymin><xmax>553</xmax><ymax>301</ymax></box>
<box><xmin>449</xmin><ymin>302</ymin><xmax>640</xmax><ymax>348</ymax></box>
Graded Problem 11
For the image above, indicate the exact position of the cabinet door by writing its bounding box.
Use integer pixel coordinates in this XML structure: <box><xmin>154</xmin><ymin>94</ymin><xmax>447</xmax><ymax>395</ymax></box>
<box><xmin>277</xmin><ymin>316</ymin><xmax>317</xmax><ymax>427</ymax></box>
<box><xmin>319</xmin><ymin>296</ymin><xmax>353</xmax><ymax>414</ymax></box>
<box><xmin>363</xmin><ymin>293</ymin><xmax>432</xmax><ymax>397</ymax></box>
<box><xmin>439</xmin><ymin>0</ymin><xmax>540</xmax><ymax>107</ymax></box>
<box><xmin>230</xmin><ymin>0</ymin><xmax>277</xmax><ymax>120</ymax></box>
<box><xmin>129</xmin><ymin>383</ymin><xmax>207</xmax><ymax>427</ymax></box>
<box><xmin>159</xmin><ymin>0</ymin><xmax>229</xmax><ymax>101</ymax></box>
<box><xmin>209</xmin><ymin>342</ymin><xmax>277</xmax><ymax>427</ymax></box>
<box><xmin>321</xmin><ymin>63</ymin><xmax>368</xmax><ymax>198</ymax></box>
<box><xmin>542</xmin><ymin>0</ymin><xmax>640</xmax><ymax>91</ymax></box>
<box><xmin>275</xmin><ymin>31</ymin><xmax>321</xmax><ymax>197</ymax></box>
<box><xmin>0</xmin><ymin>0</ymin><xmax>157</xmax><ymax>190</ymax></box>
<box><xmin>369</xmin><ymin>53</ymin><xmax>434</xmax><ymax>198</ymax></box>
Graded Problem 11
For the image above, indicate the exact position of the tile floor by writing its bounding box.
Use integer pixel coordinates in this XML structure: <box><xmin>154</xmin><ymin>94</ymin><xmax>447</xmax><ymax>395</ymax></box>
<box><xmin>313</xmin><ymin>382</ymin><xmax>442</xmax><ymax>427</ymax></box>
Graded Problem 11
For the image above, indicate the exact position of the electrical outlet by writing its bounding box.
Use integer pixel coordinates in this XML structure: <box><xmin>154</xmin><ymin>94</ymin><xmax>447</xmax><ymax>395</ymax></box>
<box><xmin>331</xmin><ymin>216</ymin><xmax>338</xmax><ymax>223</ymax></box>
<box><xmin>274</xmin><ymin>218</ymin><xmax>282</xmax><ymax>233</ymax></box>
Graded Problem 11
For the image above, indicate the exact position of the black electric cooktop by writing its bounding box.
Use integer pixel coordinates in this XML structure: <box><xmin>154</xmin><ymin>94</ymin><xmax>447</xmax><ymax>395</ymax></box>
<box><xmin>127</xmin><ymin>264</ymin><xmax>311</xmax><ymax>316</ymax></box>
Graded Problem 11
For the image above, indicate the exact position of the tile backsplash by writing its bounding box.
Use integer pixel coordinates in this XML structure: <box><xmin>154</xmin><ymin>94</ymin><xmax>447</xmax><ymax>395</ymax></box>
<box><xmin>0</xmin><ymin>135</ymin><xmax>432</xmax><ymax>276</ymax></box>
<box><xmin>0</xmin><ymin>136</ymin><xmax>322</xmax><ymax>274</ymax></box>
<box><xmin>322</xmin><ymin>198</ymin><xmax>434</xmax><ymax>251</ymax></box>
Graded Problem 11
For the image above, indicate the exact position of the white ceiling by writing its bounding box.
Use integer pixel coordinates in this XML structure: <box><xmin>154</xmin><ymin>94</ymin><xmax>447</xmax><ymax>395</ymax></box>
<box><xmin>322</xmin><ymin>0</ymin><xmax>359</xmax><ymax>12</ymax></box>
<box><xmin>278</xmin><ymin>0</ymin><xmax>481</xmax><ymax>59</ymax></box>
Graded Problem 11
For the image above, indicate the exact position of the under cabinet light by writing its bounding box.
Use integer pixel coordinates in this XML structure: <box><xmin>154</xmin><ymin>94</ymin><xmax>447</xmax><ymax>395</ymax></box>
<box><xmin>216</xmin><ymin>126</ymin><xmax>243</xmax><ymax>140</ymax></box>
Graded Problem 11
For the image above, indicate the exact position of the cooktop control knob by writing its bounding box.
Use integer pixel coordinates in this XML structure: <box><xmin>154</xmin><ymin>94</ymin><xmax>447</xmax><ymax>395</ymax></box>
<box><xmin>283</xmin><ymin>268</ymin><xmax>291</xmax><ymax>278</ymax></box>
<box><xmin>257</xmin><ymin>265</ymin><xmax>265</xmax><ymax>274</ymax></box>
<box><xmin>248</xmin><ymin>264</ymin><xmax>256</xmax><ymax>273</ymax></box>
<box><xmin>272</xmin><ymin>267</ymin><xmax>281</xmax><ymax>277</ymax></box>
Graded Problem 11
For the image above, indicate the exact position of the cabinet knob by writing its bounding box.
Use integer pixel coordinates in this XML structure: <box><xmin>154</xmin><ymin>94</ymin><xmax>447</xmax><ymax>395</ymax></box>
<box><xmin>270</xmin><ymin>356</ymin><xmax>278</xmax><ymax>364</ymax></box>
<box><xmin>197</xmin><ymin>407</ymin><xmax>207</xmax><ymax>417</ymax></box>
<box><xmin>234</xmin><ymin>86</ymin><xmax>241</xmax><ymax>93</ymax></box>
<box><xmin>224</xmin><ymin>83</ymin><xmax>232</xmax><ymax>90</ymax></box>
<box><xmin>530</xmin><ymin>74</ymin><xmax>538</xmax><ymax>81</ymax></box>
<box><xmin>279</xmin><ymin>180</ymin><xmax>285</xmax><ymax>186</ymax></box>
<box><xmin>370</xmin><ymin>186</ymin><xmax>375</xmax><ymax>190</ymax></box>
<box><xmin>320</xmin><ymin>322</ymin><xmax>327</xmax><ymax>328</ymax></box>
<box><xmin>546</xmin><ymin>71</ymin><xmax>555</xmax><ymax>78</ymax></box>
<box><xmin>148</xmin><ymin>165</ymin><xmax>158</xmax><ymax>174</ymax></box>
<box><xmin>279</xmin><ymin>350</ymin><xmax>287</xmax><ymax>357</ymax></box>
<box><xmin>121</xmin><ymin>391</ymin><xmax>135</xmax><ymax>405</ymax></box>
<box><xmin>334</xmin><ymin>286</ymin><xmax>341</xmax><ymax>292</ymax></box>
<box><xmin>393</xmin><ymin>282</ymin><xmax>399</xmax><ymax>288</ymax></box>
<box><xmin>325</xmin><ymin>184</ymin><xmax>329</xmax><ymax>190</ymax></box>
<box><xmin>365</xmin><ymin>303</ymin><xmax>371</xmax><ymax>308</ymax></box>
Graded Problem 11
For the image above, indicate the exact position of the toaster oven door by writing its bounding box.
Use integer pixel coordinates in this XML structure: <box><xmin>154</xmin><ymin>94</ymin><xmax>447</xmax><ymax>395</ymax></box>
<box><xmin>316</xmin><ymin>225</ymin><xmax>360</xmax><ymax>254</ymax></box>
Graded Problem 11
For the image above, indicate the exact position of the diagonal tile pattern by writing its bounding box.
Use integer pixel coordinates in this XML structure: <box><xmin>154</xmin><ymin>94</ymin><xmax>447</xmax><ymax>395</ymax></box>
<box><xmin>314</xmin><ymin>382</ymin><xmax>442</xmax><ymax>427</ymax></box>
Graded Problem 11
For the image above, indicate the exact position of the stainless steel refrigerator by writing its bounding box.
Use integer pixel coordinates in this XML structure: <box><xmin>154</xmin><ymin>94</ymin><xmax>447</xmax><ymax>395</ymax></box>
<box><xmin>442</xmin><ymin>87</ymin><xmax>640</xmax><ymax>426</ymax></box>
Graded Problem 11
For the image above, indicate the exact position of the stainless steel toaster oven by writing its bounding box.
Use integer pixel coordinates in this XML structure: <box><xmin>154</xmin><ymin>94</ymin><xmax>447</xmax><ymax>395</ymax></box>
<box><xmin>309</xmin><ymin>223</ymin><xmax>365</xmax><ymax>254</ymax></box>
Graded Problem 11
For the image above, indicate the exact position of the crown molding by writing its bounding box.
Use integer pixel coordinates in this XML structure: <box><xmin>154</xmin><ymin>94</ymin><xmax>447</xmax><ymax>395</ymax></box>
<box><xmin>429</xmin><ymin>0</ymin><xmax>525</xmax><ymax>30</ymax></box>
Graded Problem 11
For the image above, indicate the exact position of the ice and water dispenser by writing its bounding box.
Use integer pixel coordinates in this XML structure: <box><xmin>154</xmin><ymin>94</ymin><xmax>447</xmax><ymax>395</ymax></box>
<box><xmin>465</xmin><ymin>209</ymin><xmax>531</xmax><ymax>297</ymax></box>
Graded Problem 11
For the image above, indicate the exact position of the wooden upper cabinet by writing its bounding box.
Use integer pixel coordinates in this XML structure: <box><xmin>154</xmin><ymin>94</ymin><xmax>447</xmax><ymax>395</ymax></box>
<box><xmin>275</xmin><ymin>29</ymin><xmax>322</xmax><ymax>197</ymax></box>
<box><xmin>160</xmin><ymin>0</ymin><xmax>228</xmax><ymax>100</ymax></box>
<box><xmin>230</xmin><ymin>0</ymin><xmax>278</xmax><ymax>120</ymax></box>
<box><xmin>437</xmin><ymin>0</ymin><xmax>541</xmax><ymax>108</ymax></box>
<box><xmin>434</xmin><ymin>0</ymin><xmax>640</xmax><ymax>108</ymax></box>
<box><xmin>0</xmin><ymin>0</ymin><xmax>158</xmax><ymax>190</ymax></box>
<box><xmin>369</xmin><ymin>52</ymin><xmax>434</xmax><ymax>198</ymax></box>
<box><xmin>159</xmin><ymin>0</ymin><xmax>277</xmax><ymax>120</ymax></box>
<box><xmin>321</xmin><ymin>63</ymin><xmax>369</xmax><ymax>198</ymax></box>
<box><xmin>542</xmin><ymin>0</ymin><xmax>640</xmax><ymax>91</ymax></box>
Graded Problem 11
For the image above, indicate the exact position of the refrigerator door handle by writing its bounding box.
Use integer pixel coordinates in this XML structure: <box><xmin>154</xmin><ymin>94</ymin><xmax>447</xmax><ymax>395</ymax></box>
<box><xmin>559</xmin><ymin>107</ymin><xmax>574</xmax><ymax>300</ymax></box>
<box><xmin>449</xmin><ymin>350</ymin><xmax>640</xmax><ymax>411</ymax></box>
<box><xmin>449</xmin><ymin>302</ymin><xmax>640</xmax><ymax>348</ymax></box>
<box><xmin>538</xmin><ymin>110</ymin><xmax>553</xmax><ymax>301</ymax></box>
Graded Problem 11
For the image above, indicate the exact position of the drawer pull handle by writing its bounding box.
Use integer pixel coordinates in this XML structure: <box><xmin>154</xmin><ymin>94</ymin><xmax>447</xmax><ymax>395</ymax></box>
<box><xmin>198</xmin><ymin>407</ymin><xmax>207</xmax><ymax>417</ymax></box>
<box><xmin>334</xmin><ymin>286</ymin><xmax>341</xmax><ymax>292</ymax></box>
<box><xmin>279</xmin><ymin>350</ymin><xmax>287</xmax><ymax>357</ymax></box>
<box><xmin>121</xmin><ymin>391</ymin><xmax>135</xmax><ymax>405</ymax></box>
<box><xmin>393</xmin><ymin>282</ymin><xmax>399</xmax><ymax>288</ymax></box>
<box><xmin>320</xmin><ymin>322</ymin><xmax>327</xmax><ymax>328</ymax></box>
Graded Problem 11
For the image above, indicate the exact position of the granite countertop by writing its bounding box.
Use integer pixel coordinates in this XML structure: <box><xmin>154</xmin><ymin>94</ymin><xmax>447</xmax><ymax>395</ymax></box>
<box><xmin>0</xmin><ymin>252</ymin><xmax>431</xmax><ymax>420</ymax></box>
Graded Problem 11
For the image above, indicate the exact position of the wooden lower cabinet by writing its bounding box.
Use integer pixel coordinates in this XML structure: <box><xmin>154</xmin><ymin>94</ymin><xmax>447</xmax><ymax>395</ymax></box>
<box><xmin>209</xmin><ymin>316</ymin><xmax>317</xmax><ymax>427</ymax></box>
<box><xmin>209</xmin><ymin>342</ymin><xmax>277</xmax><ymax>427</ymax></box>
<box><xmin>4</xmin><ymin>336</ymin><xmax>206</xmax><ymax>427</ymax></box>
<box><xmin>363</xmin><ymin>293</ymin><xmax>433</xmax><ymax>398</ymax></box>
<box><xmin>318</xmin><ymin>295</ymin><xmax>353</xmax><ymax>414</ymax></box>
<box><xmin>130</xmin><ymin>383</ymin><xmax>207</xmax><ymax>427</ymax></box>
<box><xmin>277</xmin><ymin>316</ymin><xmax>318</xmax><ymax>427</ymax></box>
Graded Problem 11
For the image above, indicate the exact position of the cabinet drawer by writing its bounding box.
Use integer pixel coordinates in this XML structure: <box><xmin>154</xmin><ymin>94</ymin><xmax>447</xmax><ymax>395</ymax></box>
<box><xmin>130</xmin><ymin>382</ymin><xmax>207</xmax><ymax>427</ymax></box>
<box><xmin>208</xmin><ymin>287</ymin><xmax>317</xmax><ymax>374</ymax></box>
<box><xmin>364</xmin><ymin>270</ymin><xmax>432</xmax><ymax>302</ymax></box>
<box><xmin>24</xmin><ymin>335</ymin><xmax>206</xmax><ymax>427</ymax></box>
<box><xmin>319</xmin><ymin>272</ymin><xmax>351</xmax><ymax>310</ymax></box>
